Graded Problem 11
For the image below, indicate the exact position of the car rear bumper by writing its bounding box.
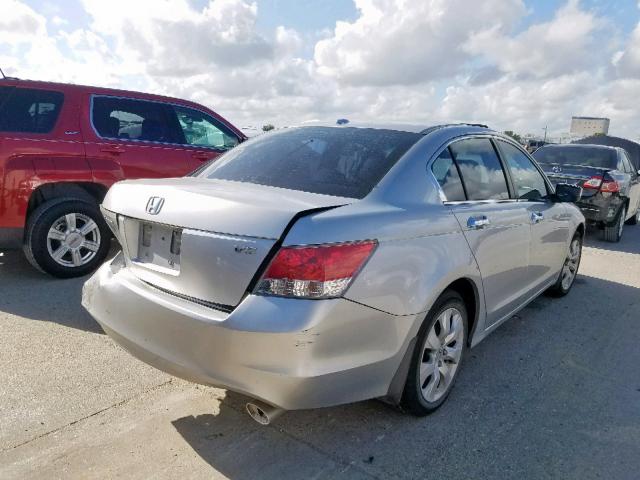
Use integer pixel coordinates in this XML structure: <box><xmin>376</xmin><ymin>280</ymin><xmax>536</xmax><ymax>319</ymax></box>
<box><xmin>576</xmin><ymin>195</ymin><xmax>623</xmax><ymax>225</ymax></box>
<box><xmin>82</xmin><ymin>253</ymin><xmax>417</xmax><ymax>410</ymax></box>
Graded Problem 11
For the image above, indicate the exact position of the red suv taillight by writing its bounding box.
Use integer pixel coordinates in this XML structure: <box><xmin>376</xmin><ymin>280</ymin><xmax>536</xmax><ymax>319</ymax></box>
<box><xmin>255</xmin><ymin>240</ymin><xmax>377</xmax><ymax>299</ymax></box>
<box><xmin>582</xmin><ymin>175</ymin><xmax>620</xmax><ymax>193</ymax></box>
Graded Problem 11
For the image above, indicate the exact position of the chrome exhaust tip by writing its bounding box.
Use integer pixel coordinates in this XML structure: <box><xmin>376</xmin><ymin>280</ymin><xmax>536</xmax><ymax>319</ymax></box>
<box><xmin>245</xmin><ymin>400</ymin><xmax>284</xmax><ymax>425</ymax></box>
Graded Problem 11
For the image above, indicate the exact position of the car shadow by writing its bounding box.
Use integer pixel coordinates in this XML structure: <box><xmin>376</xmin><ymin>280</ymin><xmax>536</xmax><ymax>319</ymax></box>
<box><xmin>171</xmin><ymin>273</ymin><xmax>640</xmax><ymax>479</ymax></box>
<box><xmin>583</xmin><ymin>223</ymin><xmax>640</xmax><ymax>255</ymax></box>
<box><xmin>0</xmin><ymin>247</ymin><xmax>114</xmax><ymax>334</ymax></box>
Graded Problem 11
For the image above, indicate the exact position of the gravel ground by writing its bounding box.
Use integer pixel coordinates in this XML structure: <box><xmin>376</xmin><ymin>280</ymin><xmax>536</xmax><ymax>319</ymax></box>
<box><xmin>1</xmin><ymin>227</ymin><xmax>639</xmax><ymax>479</ymax></box>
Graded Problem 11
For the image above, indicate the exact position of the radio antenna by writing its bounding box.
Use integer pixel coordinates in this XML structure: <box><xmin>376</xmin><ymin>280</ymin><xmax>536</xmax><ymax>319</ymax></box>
<box><xmin>0</xmin><ymin>67</ymin><xmax>5</xmax><ymax>79</ymax></box>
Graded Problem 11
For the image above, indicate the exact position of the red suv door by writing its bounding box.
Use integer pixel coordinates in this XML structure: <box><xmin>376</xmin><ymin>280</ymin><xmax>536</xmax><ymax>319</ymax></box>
<box><xmin>82</xmin><ymin>94</ymin><xmax>191</xmax><ymax>186</ymax></box>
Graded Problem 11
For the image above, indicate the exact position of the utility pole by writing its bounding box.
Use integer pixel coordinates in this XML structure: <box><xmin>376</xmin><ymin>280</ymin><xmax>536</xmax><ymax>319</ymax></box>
<box><xmin>542</xmin><ymin>125</ymin><xmax>548</xmax><ymax>143</ymax></box>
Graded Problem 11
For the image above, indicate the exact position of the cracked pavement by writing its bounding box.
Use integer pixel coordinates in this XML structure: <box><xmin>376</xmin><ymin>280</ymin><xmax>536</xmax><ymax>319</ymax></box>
<box><xmin>1</xmin><ymin>228</ymin><xmax>640</xmax><ymax>479</ymax></box>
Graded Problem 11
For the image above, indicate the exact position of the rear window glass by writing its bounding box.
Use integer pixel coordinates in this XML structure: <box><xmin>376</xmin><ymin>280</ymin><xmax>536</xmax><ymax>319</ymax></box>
<box><xmin>200</xmin><ymin>127</ymin><xmax>422</xmax><ymax>198</ymax></box>
<box><xmin>92</xmin><ymin>96</ymin><xmax>180</xmax><ymax>143</ymax></box>
<box><xmin>533</xmin><ymin>146</ymin><xmax>617</xmax><ymax>169</ymax></box>
<box><xmin>0</xmin><ymin>86</ymin><xmax>12</xmax><ymax>107</ymax></box>
<box><xmin>0</xmin><ymin>88</ymin><xmax>64</xmax><ymax>133</ymax></box>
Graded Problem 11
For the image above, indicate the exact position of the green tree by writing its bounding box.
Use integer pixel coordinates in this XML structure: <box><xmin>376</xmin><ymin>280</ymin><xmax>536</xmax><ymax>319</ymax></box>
<box><xmin>503</xmin><ymin>130</ymin><xmax>522</xmax><ymax>143</ymax></box>
<box><xmin>262</xmin><ymin>124</ymin><xmax>275</xmax><ymax>132</ymax></box>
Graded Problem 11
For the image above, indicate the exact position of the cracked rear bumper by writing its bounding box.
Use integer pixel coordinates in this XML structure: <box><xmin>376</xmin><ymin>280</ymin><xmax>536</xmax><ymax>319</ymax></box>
<box><xmin>82</xmin><ymin>254</ymin><xmax>416</xmax><ymax>410</ymax></box>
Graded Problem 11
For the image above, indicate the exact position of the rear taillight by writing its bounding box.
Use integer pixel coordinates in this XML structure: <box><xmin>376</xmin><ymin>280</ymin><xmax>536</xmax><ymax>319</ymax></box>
<box><xmin>600</xmin><ymin>179</ymin><xmax>620</xmax><ymax>193</ymax></box>
<box><xmin>255</xmin><ymin>240</ymin><xmax>377</xmax><ymax>299</ymax></box>
<box><xmin>582</xmin><ymin>176</ymin><xmax>620</xmax><ymax>193</ymax></box>
<box><xmin>582</xmin><ymin>176</ymin><xmax>602</xmax><ymax>189</ymax></box>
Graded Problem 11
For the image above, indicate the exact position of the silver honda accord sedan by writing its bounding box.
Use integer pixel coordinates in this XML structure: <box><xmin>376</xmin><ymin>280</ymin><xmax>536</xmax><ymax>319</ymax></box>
<box><xmin>82</xmin><ymin>123</ymin><xmax>585</xmax><ymax>422</ymax></box>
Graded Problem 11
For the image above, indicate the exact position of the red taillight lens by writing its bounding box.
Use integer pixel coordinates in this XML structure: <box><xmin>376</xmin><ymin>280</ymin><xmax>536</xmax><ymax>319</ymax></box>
<box><xmin>582</xmin><ymin>176</ymin><xmax>603</xmax><ymax>189</ymax></box>
<box><xmin>256</xmin><ymin>240</ymin><xmax>377</xmax><ymax>298</ymax></box>
<box><xmin>600</xmin><ymin>179</ymin><xmax>620</xmax><ymax>193</ymax></box>
<box><xmin>582</xmin><ymin>175</ymin><xmax>620</xmax><ymax>192</ymax></box>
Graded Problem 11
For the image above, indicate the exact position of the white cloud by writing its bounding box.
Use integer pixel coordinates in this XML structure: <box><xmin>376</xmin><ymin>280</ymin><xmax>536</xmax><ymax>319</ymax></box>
<box><xmin>614</xmin><ymin>22</ymin><xmax>640</xmax><ymax>78</ymax></box>
<box><xmin>0</xmin><ymin>0</ymin><xmax>46</xmax><ymax>43</ymax></box>
<box><xmin>1</xmin><ymin>0</ymin><xmax>640</xmax><ymax>139</ymax></box>
<box><xmin>465</xmin><ymin>0</ymin><xmax>603</xmax><ymax>79</ymax></box>
<box><xmin>314</xmin><ymin>0</ymin><xmax>526</xmax><ymax>86</ymax></box>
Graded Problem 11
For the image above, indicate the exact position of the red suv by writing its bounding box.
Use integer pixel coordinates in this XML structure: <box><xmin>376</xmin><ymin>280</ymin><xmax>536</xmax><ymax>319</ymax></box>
<box><xmin>0</xmin><ymin>78</ymin><xmax>246</xmax><ymax>277</ymax></box>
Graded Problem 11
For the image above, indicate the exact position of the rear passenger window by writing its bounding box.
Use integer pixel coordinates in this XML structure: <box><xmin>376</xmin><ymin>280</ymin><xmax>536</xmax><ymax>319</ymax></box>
<box><xmin>0</xmin><ymin>88</ymin><xmax>64</xmax><ymax>133</ymax></box>
<box><xmin>92</xmin><ymin>96</ymin><xmax>178</xmax><ymax>144</ymax></box>
<box><xmin>449</xmin><ymin>138</ymin><xmax>510</xmax><ymax>201</ymax></box>
<box><xmin>431</xmin><ymin>148</ymin><xmax>466</xmax><ymax>201</ymax></box>
<box><xmin>497</xmin><ymin>140</ymin><xmax>548</xmax><ymax>201</ymax></box>
<box><xmin>0</xmin><ymin>86</ymin><xmax>13</xmax><ymax>108</ymax></box>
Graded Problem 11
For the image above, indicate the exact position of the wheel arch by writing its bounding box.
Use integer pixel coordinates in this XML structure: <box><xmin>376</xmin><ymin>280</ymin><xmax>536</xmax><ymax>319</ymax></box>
<box><xmin>383</xmin><ymin>275</ymin><xmax>482</xmax><ymax>405</ymax></box>
<box><xmin>445</xmin><ymin>277</ymin><xmax>480</xmax><ymax>346</ymax></box>
<box><xmin>27</xmin><ymin>182</ymin><xmax>108</xmax><ymax>219</ymax></box>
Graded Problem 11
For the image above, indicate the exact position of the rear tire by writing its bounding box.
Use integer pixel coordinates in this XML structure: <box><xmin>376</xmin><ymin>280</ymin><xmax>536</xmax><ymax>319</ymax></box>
<box><xmin>401</xmin><ymin>290</ymin><xmax>468</xmax><ymax>416</ymax></box>
<box><xmin>23</xmin><ymin>198</ymin><xmax>111</xmax><ymax>278</ymax></box>
<box><xmin>603</xmin><ymin>205</ymin><xmax>625</xmax><ymax>242</ymax></box>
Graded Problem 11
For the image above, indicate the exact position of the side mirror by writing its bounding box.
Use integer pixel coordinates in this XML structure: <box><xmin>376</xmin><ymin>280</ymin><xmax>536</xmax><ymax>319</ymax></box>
<box><xmin>554</xmin><ymin>183</ymin><xmax>582</xmax><ymax>203</ymax></box>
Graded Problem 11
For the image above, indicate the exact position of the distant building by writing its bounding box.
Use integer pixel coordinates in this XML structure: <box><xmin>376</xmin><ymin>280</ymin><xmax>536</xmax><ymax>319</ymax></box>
<box><xmin>570</xmin><ymin>116</ymin><xmax>610</xmax><ymax>137</ymax></box>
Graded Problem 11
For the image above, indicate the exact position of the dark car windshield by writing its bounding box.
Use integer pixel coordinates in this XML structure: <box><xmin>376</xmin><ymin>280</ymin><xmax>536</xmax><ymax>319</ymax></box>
<box><xmin>533</xmin><ymin>146</ymin><xmax>617</xmax><ymax>169</ymax></box>
<box><xmin>200</xmin><ymin>126</ymin><xmax>422</xmax><ymax>198</ymax></box>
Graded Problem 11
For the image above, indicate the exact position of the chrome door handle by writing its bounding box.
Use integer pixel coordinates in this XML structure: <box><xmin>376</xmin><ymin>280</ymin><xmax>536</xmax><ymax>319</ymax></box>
<box><xmin>531</xmin><ymin>212</ymin><xmax>544</xmax><ymax>224</ymax></box>
<box><xmin>467</xmin><ymin>215</ymin><xmax>490</xmax><ymax>229</ymax></box>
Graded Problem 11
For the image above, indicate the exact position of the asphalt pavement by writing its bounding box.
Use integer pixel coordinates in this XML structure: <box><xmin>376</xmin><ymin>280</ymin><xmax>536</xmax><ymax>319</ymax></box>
<box><xmin>1</xmin><ymin>227</ymin><xmax>639</xmax><ymax>479</ymax></box>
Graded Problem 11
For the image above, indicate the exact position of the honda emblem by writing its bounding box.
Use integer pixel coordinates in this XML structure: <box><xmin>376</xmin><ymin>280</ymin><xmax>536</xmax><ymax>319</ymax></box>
<box><xmin>146</xmin><ymin>197</ymin><xmax>165</xmax><ymax>215</ymax></box>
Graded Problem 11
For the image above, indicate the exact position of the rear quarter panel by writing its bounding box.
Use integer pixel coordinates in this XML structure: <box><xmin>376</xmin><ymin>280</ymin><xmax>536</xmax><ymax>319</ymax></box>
<box><xmin>284</xmin><ymin>201</ymin><xmax>484</xmax><ymax>341</ymax></box>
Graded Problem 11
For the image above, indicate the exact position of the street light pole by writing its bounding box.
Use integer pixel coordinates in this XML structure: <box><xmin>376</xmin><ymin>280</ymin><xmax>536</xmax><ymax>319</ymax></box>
<box><xmin>542</xmin><ymin>125</ymin><xmax>548</xmax><ymax>143</ymax></box>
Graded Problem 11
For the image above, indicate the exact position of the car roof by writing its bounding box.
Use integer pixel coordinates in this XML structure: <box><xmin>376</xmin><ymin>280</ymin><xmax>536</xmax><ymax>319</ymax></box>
<box><xmin>540</xmin><ymin>143</ymin><xmax>619</xmax><ymax>152</ymax></box>
<box><xmin>294</xmin><ymin>121</ymin><xmax>490</xmax><ymax>135</ymax></box>
<box><xmin>0</xmin><ymin>77</ymin><xmax>207</xmax><ymax>110</ymax></box>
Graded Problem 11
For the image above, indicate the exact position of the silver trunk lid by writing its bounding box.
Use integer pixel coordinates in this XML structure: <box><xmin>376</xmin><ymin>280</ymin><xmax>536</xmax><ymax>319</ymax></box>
<box><xmin>102</xmin><ymin>178</ymin><xmax>351</xmax><ymax>308</ymax></box>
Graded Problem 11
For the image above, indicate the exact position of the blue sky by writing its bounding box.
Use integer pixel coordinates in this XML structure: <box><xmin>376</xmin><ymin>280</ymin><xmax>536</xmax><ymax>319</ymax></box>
<box><xmin>2</xmin><ymin>0</ymin><xmax>640</xmax><ymax>138</ymax></box>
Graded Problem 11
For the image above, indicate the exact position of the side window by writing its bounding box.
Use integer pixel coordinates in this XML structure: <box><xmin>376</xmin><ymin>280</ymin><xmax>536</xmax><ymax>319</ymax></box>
<box><xmin>621</xmin><ymin>152</ymin><xmax>635</xmax><ymax>175</ymax></box>
<box><xmin>173</xmin><ymin>105</ymin><xmax>239</xmax><ymax>150</ymax></box>
<box><xmin>0</xmin><ymin>86</ymin><xmax>13</xmax><ymax>108</ymax></box>
<box><xmin>0</xmin><ymin>88</ymin><xmax>64</xmax><ymax>133</ymax></box>
<box><xmin>449</xmin><ymin>138</ymin><xmax>510</xmax><ymax>201</ymax></box>
<box><xmin>497</xmin><ymin>140</ymin><xmax>549</xmax><ymax>201</ymax></box>
<box><xmin>431</xmin><ymin>148</ymin><xmax>466</xmax><ymax>201</ymax></box>
<box><xmin>92</xmin><ymin>96</ymin><xmax>178</xmax><ymax>143</ymax></box>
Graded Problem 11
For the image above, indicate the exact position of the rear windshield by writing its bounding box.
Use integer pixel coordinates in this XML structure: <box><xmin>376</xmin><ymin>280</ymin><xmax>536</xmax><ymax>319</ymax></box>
<box><xmin>200</xmin><ymin>127</ymin><xmax>422</xmax><ymax>198</ymax></box>
<box><xmin>533</xmin><ymin>146</ymin><xmax>617</xmax><ymax>169</ymax></box>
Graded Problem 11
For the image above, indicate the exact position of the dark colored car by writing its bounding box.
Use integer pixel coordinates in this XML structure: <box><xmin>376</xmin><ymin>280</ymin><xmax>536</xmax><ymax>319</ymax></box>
<box><xmin>0</xmin><ymin>78</ymin><xmax>246</xmax><ymax>277</ymax></box>
<box><xmin>534</xmin><ymin>144</ymin><xmax>640</xmax><ymax>242</ymax></box>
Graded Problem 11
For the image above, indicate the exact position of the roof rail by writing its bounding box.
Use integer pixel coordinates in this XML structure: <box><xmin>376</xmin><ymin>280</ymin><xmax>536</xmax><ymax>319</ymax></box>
<box><xmin>420</xmin><ymin>123</ymin><xmax>489</xmax><ymax>134</ymax></box>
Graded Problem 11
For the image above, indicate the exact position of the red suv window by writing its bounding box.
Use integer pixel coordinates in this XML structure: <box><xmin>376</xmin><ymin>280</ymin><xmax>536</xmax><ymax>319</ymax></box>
<box><xmin>0</xmin><ymin>88</ymin><xmax>64</xmax><ymax>134</ymax></box>
<box><xmin>92</xmin><ymin>96</ymin><xmax>180</xmax><ymax>144</ymax></box>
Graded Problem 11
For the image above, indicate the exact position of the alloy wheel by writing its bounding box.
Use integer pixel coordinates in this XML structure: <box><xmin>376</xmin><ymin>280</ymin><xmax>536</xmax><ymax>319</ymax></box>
<box><xmin>561</xmin><ymin>237</ymin><xmax>581</xmax><ymax>291</ymax></box>
<box><xmin>419</xmin><ymin>307</ymin><xmax>464</xmax><ymax>403</ymax></box>
<box><xmin>46</xmin><ymin>213</ymin><xmax>102</xmax><ymax>268</ymax></box>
